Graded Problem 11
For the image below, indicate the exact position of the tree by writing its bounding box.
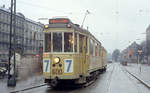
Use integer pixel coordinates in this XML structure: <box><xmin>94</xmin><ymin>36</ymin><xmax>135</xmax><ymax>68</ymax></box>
<box><xmin>112</xmin><ymin>49</ymin><xmax>120</xmax><ymax>62</ymax></box>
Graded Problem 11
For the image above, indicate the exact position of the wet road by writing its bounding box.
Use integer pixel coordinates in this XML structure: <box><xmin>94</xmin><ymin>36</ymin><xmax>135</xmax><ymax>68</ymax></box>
<box><xmin>10</xmin><ymin>63</ymin><xmax>150</xmax><ymax>93</ymax></box>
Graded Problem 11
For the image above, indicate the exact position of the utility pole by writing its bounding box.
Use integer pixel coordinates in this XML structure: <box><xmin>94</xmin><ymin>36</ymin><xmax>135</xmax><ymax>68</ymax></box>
<box><xmin>7</xmin><ymin>0</ymin><xmax>16</xmax><ymax>87</ymax></box>
<box><xmin>13</xmin><ymin>0</ymin><xmax>16</xmax><ymax>82</ymax></box>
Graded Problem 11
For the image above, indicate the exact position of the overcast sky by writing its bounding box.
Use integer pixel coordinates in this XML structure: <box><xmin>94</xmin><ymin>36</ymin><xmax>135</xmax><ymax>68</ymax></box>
<box><xmin>1</xmin><ymin>0</ymin><xmax>150</xmax><ymax>53</ymax></box>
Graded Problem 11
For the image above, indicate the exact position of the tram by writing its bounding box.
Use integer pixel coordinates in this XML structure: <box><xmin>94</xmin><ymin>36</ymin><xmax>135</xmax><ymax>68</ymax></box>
<box><xmin>43</xmin><ymin>18</ymin><xmax>107</xmax><ymax>87</ymax></box>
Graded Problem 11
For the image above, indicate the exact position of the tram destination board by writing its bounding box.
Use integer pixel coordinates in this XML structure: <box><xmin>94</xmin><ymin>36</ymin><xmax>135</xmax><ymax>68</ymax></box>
<box><xmin>49</xmin><ymin>18</ymin><xmax>70</xmax><ymax>24</ymax></box>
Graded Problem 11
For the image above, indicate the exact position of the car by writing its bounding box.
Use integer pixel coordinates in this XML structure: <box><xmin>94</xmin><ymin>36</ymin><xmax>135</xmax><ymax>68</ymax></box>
<box><xmin>108</xmin><ymin>60</ymin><xmax>112</xmax><ymax>63</ymax></box>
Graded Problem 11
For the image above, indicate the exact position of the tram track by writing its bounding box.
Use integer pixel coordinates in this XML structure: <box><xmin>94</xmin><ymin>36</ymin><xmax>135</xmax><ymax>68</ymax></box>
<box><xmin>69</xmin><ymin>64</ymin><xmax>115</xmax><ymax>93</ymax></box>
<box><xmin>9</xmin><ymin>64</ymin><xmax>112</xmax><ymax>93</ymax></box>
<box><xmin>105</xmin><ymin>63</ymin><xmax>115</xmax><ymax>93</ymax></box>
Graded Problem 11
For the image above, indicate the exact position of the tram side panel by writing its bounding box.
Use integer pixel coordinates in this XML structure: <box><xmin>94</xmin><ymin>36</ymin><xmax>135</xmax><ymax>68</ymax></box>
<box><xmin>88</xmin><ymin>44</ymin><xmax>103</xmax><ymax>73</ymax></box>
<box><xmin>104</xmin><ymin>49</ymin><xmax>107</xmax><ymax>68</ymax></box>
<box><xmin>101</xmin><ymin>47</ymin><xmax>107</xmax><ymax>70</ymax></box>
<box><xmin>89</xmin><ymin>56</ymin><xmax>102</xmax><ymax>72</ymax></box>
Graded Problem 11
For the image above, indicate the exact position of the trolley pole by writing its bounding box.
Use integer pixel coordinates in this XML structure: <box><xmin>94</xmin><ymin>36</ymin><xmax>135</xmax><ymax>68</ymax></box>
<box><xmin>81</xmin><ymin>10</ymin><xmax>90</xmax><ymax>28</ymax></box>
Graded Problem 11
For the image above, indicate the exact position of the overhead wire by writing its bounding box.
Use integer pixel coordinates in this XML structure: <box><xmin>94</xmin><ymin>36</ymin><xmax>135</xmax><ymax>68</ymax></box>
<box><xmin>17</xmin><ymin>0</ymin><xmax>85</xmax><ymax>15</ymax></box>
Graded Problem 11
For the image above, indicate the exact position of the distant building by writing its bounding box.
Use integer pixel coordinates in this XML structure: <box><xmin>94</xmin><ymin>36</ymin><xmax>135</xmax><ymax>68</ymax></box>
<box><xmin>0</xmin><ymin>6</ymin><xmax>43</xmax><ymax>61</ymax></box>
<box><xmin>121</xmin><ymin>42</ymin><xmax>140</xmax><ymax>63</ymax></box>
<box><xmin>24</xmin><ymin>19</ymin><xmax>43</xmax><ymax>54</ymax></box>
<box><xmin>146</xmin><ymin>25</ymin><xmax>150</xmax><ymax>64</ymax></box>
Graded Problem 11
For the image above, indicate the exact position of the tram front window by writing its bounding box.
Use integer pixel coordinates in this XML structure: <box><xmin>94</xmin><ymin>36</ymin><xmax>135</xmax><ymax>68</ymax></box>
<box><xmin>64</xmin><ymin>32</ymin><xmax>73</xmax><ymax>52</ymax></box>
<box><xmin>45</xmin><ymin>33</ymin><xmax>51</xmax><ymax>52</ymax></box>
<box><xmin>53</xmin><ymin>32</ymin><xmax>62</xmax><ymax>52</ymax></box>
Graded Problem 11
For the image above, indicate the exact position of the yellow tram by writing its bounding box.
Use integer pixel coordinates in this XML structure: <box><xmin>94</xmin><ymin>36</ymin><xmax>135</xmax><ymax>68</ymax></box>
<box><xmin>43</xmin><ymin>18</ymin><xmax>107</xmax><ymax>87</ymax></box>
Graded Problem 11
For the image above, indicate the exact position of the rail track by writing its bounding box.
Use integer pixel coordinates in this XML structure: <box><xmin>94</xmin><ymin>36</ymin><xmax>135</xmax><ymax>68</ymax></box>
<box><xmin>9</xmin><ymin>64</ymin><xmax>112</xmax><ymax>93</ymax></box>
<box><xmin>105</xmin><ymin>63</ymin><xmax>115</xmax><ymax>93</ymax></box>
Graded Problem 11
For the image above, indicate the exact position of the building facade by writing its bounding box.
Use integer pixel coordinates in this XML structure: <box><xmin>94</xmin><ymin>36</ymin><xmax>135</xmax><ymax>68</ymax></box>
<box><xmin>146</xmin><ymin>25</ymin><xmax>150</xmax><ymax>64</ymax></box>
<box><xmin>24</xmin><ymin>19</ymin><xmax>43</xmax><ymax>54</ymax></box>
<box><xmin>121</xmin><ymin>42</ymin><xmax>140</xmax><ymax>63</ymax></box>
<box><xmin>0</xmin><ymin>6</ymin><xmax>43</xmax><ymax>61</ymax></box>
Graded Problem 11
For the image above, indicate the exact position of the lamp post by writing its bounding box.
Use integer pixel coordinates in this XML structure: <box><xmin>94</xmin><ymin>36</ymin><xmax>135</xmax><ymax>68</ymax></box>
<box><xmin>7</xmin><ymin>0</ymin><xmax>16</xmax><ymax>87</ymax></box>
<box><xmin>137</xmin><ymin>50</ymin><xmax>142</xmax><ymax>74</ymax></box>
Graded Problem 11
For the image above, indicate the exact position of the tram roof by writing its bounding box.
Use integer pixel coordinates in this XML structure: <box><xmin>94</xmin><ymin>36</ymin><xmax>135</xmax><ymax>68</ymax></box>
<box><xmin>45</xmin><ymin>18</ymin><xmax>102</xmax><ymax>45</ymax></box>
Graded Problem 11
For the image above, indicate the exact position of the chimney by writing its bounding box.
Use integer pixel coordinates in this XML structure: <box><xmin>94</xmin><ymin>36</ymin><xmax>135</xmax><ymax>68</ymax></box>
<box><xmin>2</xmin><ymin>5</ymin><xmax>5</xmax><ymax>8</ymax></box>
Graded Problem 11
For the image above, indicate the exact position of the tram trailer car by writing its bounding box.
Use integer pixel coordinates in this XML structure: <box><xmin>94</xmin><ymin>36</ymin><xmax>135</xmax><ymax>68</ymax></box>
<box><xmin>43</xmin><ymin>18</ymin><xmax>107</xmax><ymax>87</ymax></box>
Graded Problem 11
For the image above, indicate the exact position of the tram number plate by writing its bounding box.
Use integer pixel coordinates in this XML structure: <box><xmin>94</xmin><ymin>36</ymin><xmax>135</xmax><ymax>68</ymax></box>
<box><xmin>64</xmin><ymin>59</ymin><xmax>73</xmax><ymax>73</ymax></box>
<box><xmin>43</xmin><ymin>59</ymin><xmax>50</xmax><ymax>73</ymax></box>
<box><xmin>52</xmin><ymin>69</ymin><xmax>62</xmax><ymax>75</ymax></box>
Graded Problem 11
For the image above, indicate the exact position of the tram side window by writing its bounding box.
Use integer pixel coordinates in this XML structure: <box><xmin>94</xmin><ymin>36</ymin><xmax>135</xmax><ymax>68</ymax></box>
<box><xmin>86</xmin><ymin>37</ymin><xmax>88</xmax><ymax>54</ymax></box>
<box><xmin>97</xmin><ymin>45</ymin><xmax>99</xmax><ymax>56</ymax></box>
<box><xmin>64</xmin><ymin>32</ymin><xmax>73</xmax><ymax>52</ymax></box>
<box><xmin>74</xmin><ymin>33</ymin><xmax>77</xmax><ymax>52</ymax></box>
<box><xmin>99</xmin><ymin>46</ymin><xmax>101</xmax><ymax>56</ymax></box>
<box><xmin>53</xmin><ymin>32</ymin><xmax>62</xmax><ymax>52</ymax></box>
<box><xmin>45</xmin><ymin>33</ymin><xmax>51</xmax><ymax>52</ymax></box>
<box><xmin>79</xmin><ymin>35</ymin><xmax>83</xmax><ymax>53</ymax></box>
<box><xmin>90</xmin><ymin>39</ymin><xmax>94</xmax><ymax>55</ymax></box>
<box><xmin>95</xmin><ymin>43</ymin><xmax>98</xmax><ymax>56</ymax></box>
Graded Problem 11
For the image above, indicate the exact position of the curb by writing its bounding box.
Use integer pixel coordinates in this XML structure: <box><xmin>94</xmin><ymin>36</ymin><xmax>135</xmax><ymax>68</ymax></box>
<box><xmin>124</xmin><ymin>67</ymin><xmax>150</xmax><ymax>89</ymax></box>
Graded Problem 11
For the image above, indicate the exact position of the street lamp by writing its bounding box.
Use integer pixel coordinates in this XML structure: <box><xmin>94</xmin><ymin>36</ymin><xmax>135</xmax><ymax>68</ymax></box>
<box><xmin>7</xmin><ymin>0</ymin><xmax>17</xmax><ymax>87</ymax></box>
<box><xmin>137</xmin><ymin>49</ymin><xmax>142</xmax><ymax>74</ymax></box>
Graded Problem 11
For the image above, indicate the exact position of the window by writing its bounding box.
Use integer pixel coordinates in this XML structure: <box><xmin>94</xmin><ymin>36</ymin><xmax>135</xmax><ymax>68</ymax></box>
<box><xmin>86</xmin><ymin>37</ymin><xmax>88</xmax><ymax>54</ymax></box>
<box><xmin>99</xmin><ymin>46</ymin><xmax>101</xmax><ymax>56</ymax></box>
<box><xmin>93</xmin><ymin>41</ymin><xmax>95</xmax><ymax>56</ymax></box>
<box><xmin>44</xmin><ymin>33</ymin><xmax>51</xmax><ymax>52</ymax></box>
<box><xmin>64</xmin><ymin>32</ymin><xmax>73</xmax><ymax>52</ymax></box>
<box><xmin>79</xmin><ymin>35</ymin><xmax>84</xmax><ymax>53</ymax></box>
<box><xmin>53</xmin><ymin>32</ymin><xmax>62</xmax><ymax>52</ymax></box>
<box><xmin>74</xmin><ymin>33</ymin><xmax>77</xmax><ymax>52</ymax></box>
<box><xmin>90</xmin><ymin>39</ymin><xmax>94</xmax><ymax>55</ymax></box>
<box><xmin>95</xmin><ymin>43</ymin><xmax>98</xmax><ymax>56</ymax></box>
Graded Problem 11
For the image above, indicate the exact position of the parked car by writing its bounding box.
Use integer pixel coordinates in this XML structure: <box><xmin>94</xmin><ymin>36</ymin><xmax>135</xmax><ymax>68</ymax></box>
<box><xmin>108</xmin><ymin>60</ymin><xmax>112</xmax><ymax>63</ymax></box>
<box><xmin>0</xmin><ymin>60</ymin><xmax>8</xmax><ymax>78</ymax></box>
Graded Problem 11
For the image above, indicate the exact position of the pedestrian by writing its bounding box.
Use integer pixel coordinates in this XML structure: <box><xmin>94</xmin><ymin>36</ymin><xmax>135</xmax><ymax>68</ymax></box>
<box><xmin>10</xmin><ymin>53</ymin><xmax>21</xmax><ymax>77</ymax></box>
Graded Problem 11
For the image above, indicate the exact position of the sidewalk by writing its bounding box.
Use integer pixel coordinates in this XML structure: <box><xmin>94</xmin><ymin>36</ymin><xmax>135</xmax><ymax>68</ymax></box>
<box><xmin>0</xmin><ymin>74</ymin><xmax>44</xmax><ymax>93</ymax></box>
<box><xmin>124</xmin><ymin>63</ymin><xmax>150</xmax><ymax>87</ymax></box>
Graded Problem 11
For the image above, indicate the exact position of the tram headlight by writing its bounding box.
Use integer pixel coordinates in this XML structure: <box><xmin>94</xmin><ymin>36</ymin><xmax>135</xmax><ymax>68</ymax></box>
<box><xmin>53</xmin><ymin>57</ymin><xmax>60</xmax><ymax>64</ymax></box>
<box><xmin>44</xmin><ymin>24</ymin><xmax>49</xmax><ymax>29</ymax></box>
